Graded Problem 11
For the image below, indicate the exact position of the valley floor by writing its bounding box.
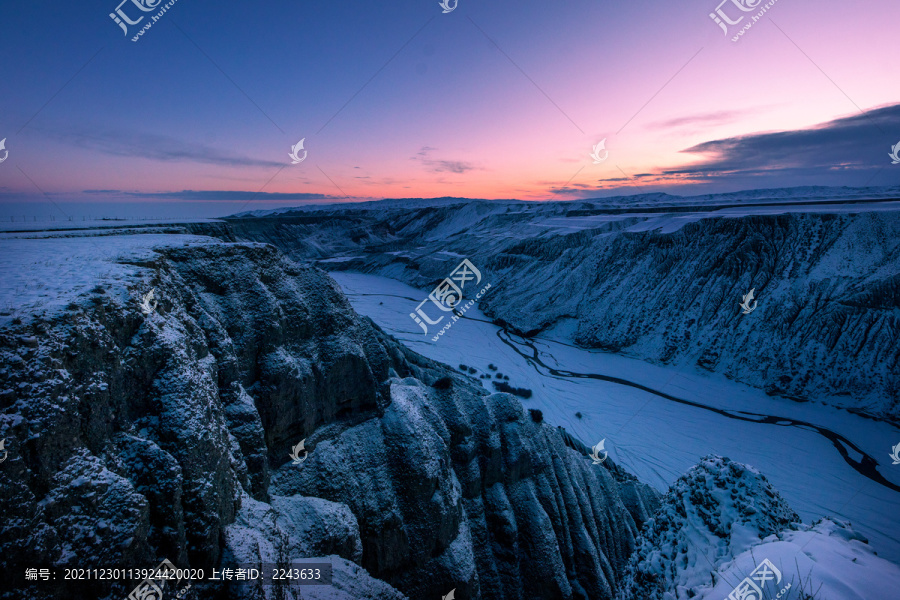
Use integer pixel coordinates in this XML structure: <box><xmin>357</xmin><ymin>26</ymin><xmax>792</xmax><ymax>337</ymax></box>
<box><xmin>331</xmin><ymin>271</ymin><xmax>900</xmax><ymax>564</ymax></box>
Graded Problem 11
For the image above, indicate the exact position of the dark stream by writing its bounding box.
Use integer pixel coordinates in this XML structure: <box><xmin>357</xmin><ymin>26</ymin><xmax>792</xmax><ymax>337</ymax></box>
<box><xmin>494</xmin><ymin>328</ymin><xmax>900</xmax><ymax>494</ymax></box>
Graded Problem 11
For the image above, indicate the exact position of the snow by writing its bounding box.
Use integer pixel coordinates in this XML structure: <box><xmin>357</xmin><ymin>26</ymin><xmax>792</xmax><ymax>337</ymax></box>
<box><xmin>0</xmin><ymin>232</ymin><xmax>216</xmax><ymax>325</ymax></box>
<box><xmin>329</xmin><ymin>271</ymin><xmax>900</xmax><ymax>564</ymax></box>
<box><xmin>613</xmin><ymin>201</ymin><xmax>900</xmax><ymax>234</ymax></box>
<box><xmin>317</xmin><ymin>256</ymin><xmax>365</xmax><ymax>263</ymax></box>
<box><xmin>696</xmin><ymin>520</ymin><xmax>900</xmax><ymax>600</ymax></box>
<box><xmin>0</xmin><ymin>218</ymin><xmax>220</xmax><ymax>233</ymax></box>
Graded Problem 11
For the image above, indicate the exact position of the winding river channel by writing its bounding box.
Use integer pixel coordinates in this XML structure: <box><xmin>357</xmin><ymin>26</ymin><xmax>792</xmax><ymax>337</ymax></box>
<box><xmin>494</xmin><ymin>328</ymin><xmax>900</xmax><ymax>494</ymax></box>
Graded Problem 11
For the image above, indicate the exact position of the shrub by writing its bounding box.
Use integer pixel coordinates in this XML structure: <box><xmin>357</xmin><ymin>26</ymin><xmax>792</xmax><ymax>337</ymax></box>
<box><xmin>488</xmin><ymin>364</ymin><xmax>498</xmax><ymax>371</ymax></box>
<box><xmin>432</xmin><ymin>377</ymin><xmax>453</xmax><ymax>390</ymax></box>
<box><xmin>528</xmin><ymin>409</ymin><xmax>543</xmax><ymax>423</ymax></box>
<box><xmin>492</xmin><ymin>381</ymin><xmax>533</xmax><ymax>399</ymax></box>
<box><xmin>575</xmin><ymin>412</ymin><xmax>583</xmax><ymax>419</ymax></box>
<box><xmin>459</xmin><ymin>364</ymin><xmax>468</xmax><ymax>371</ymax></box>
<box><xmin>495</xmin><ymin>373</ymin><xmax>503</xmax><ymax>379</ymax></box>
<box><xmin>468</xmin><ymin>367</ymin><xmax>477</xmax><ymax>374</ymax></box>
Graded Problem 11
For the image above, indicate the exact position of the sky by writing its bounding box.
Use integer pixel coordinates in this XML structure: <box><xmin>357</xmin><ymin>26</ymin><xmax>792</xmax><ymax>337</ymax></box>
<box><xmin>0</xmin><ymin>0</ymin><xmax>899</xmax><ymax>219</ymax></box>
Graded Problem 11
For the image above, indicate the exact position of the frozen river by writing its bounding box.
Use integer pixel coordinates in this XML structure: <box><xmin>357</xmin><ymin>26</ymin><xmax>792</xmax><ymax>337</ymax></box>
<box><xmin>330</xmin><ymin>271</ymin><xmax>900</xmax><ymax>563</ymax></box>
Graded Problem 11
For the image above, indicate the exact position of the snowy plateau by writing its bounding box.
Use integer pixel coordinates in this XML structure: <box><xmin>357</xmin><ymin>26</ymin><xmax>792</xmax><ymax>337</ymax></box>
<box><xmin>1</xmin><ymin>186</ymin><xmax>899</xmax><ymax>600</ymax></box>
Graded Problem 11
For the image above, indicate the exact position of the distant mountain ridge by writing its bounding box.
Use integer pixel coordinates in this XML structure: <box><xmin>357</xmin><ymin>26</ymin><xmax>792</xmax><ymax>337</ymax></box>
<box><xmin>225</xmin><ymin>185</ymin><xmax>900</xmax><ymax>218</ymax></box>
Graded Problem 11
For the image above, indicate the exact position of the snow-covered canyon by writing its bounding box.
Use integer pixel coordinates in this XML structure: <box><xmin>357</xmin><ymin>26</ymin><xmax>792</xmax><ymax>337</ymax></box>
<box><xmin>195</xmin><ymin>187</ymin><xmax>900</xmax><ymax>599</ymax></box>
<box><xmin>2</xmin><ymin>186</ymin><xmax>900</xmax><ymax>599</ymax></box>
<box><xmin>199</xmin><ymin>187</ymin><xmax>900</xmax><ymax>421</ymax></box>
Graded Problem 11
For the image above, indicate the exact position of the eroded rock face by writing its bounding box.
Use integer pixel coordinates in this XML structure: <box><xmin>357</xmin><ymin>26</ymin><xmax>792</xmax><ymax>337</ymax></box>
<box><xmin>0</xmin><ymin>241</ymin><xmax>657</xmax><ymax>600</ymax></box>
<box><xmin>270</xmin><ymin>377</ymin><xmax>658</xmax><ymax>600</ymax></box>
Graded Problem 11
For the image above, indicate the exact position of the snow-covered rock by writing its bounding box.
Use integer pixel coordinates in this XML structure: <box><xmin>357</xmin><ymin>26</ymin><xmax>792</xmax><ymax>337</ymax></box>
<box><xmin>616</xmin><ymin>455</ymin><xmax>900</xmax><ymax>600</ymax></box>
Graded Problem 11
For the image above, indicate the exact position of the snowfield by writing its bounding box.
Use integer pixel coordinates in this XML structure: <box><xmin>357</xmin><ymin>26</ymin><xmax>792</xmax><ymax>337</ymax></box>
<box><xmin>616</xmin><ymin>456</ymin><xmax>900</xmax><ymax>600</ymax></box>
<box><xmin>0</xmin><ymin>231</ymin><xmax>216</xmax><ymax>326</ymax></box>
<box><xmin>699</xmin><ymin>521</ymin><xmax>900</xmax><ymax>600</ymax></box>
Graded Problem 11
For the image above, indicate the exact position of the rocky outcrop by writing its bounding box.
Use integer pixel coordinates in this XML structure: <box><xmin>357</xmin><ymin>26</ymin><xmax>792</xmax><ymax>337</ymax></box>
<box><xmin>0</xmin><ymin>240</ymin><xmax>658</xmax><ymax>600</ymax></box>
<box><xmin>615</xmin><ymin>455</ymin><xmax>800</xmax><ymax>600</ymax></box>
<box><xmin>194</xmin><ymin>197</ymin><xmax>900</xmax><ymax>419</ymax></box>
<box><xmin>616</xmin><ymin>455</ymin><xmax>900</xmax><ymax>600</ymax></box>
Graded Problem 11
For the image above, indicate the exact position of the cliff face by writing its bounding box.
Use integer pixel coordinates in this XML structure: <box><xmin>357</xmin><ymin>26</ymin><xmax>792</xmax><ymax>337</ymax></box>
<box><xmin>488</xmin><ymin>213</ymin><xmax>900</xmax><ymax>418</ymax></box>
<box><xmin>193</xmin><ymin>203</ymin><xmax>900</xmax><ymax>419</ymax></box>
<box><xmin>0</xmin><ymin>239</ymin><xmax>658</xmax><ymax>600</ymax></box>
